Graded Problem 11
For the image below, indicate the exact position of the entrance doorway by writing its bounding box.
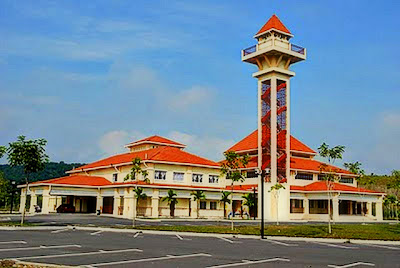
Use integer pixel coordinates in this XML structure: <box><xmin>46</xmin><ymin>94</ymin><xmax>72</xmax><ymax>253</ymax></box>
<box><xmin>102</xmin><ymin>197</ymin><xmax>114</xmax><ymax>214</ymax></box>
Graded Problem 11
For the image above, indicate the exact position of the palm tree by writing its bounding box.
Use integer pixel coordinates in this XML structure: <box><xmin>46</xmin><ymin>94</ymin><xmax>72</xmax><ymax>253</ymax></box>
<box><xmin>162</xmin><ymin>189</ymin><xmax>178</xmax><ymax>217</ymax></box>
<box><xmin>220</xmin><ymin>191</ymin><xmax>231</xmax><ymax>219</ymax></box>
<box><xmin>318</xmin><ymin>142</ymin><xmax>345</xmax><ymax>234</ymax></box>
<box><xmin>133</xmin><ymin>187</ymin><xmax>147</xmax><ymax>227</ymax></box>
<box><xmin>387</xmin><ymin>195</ymin><xmax>397</xmax><ymax>219</ymax></box>
<box><xmin>242</xmin><ymin>193</ymin><xmax>255</xmax><ymax>219</ymax></box>
<box><xmin>191</xmin><ymin>190</ymin><xmax>206</xmax><ymax>218</ymax></box>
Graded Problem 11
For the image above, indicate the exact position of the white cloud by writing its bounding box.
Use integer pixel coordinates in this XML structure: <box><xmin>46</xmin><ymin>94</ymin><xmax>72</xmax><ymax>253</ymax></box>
<box><xmin>168</xmin><ymin>86</ymin><xmax>212</xmax><ymax>111</ymax></box>
<box><xmin>98</xmin><ymin>130</ymin><xmax>145</xmax><ymax>156</ymax></box>
<box><xmin>168</xmin><ymin>130</ymin><xmax>234</xmax><ymax>161</ymax></box>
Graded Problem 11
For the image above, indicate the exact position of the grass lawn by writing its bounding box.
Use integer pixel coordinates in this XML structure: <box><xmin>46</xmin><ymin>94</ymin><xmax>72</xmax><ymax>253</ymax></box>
<box><xmin>131</xmin><ymin>223</ymin><xmax>400</xmax><ymax>241</ymax></box>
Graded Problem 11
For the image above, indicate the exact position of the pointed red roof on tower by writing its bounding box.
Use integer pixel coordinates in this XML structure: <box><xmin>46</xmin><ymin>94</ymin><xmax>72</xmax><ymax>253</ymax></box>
<box><xmin>256</xmin><ymin>14</ymin><xmax>291</xmax><ymax>36</ymax></box>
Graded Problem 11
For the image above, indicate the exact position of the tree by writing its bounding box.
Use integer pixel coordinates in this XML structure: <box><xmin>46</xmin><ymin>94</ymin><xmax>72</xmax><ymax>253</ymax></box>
<box><xmin>221</xmin><ymin>151</ymin><xmax>249</xmax><ymax>230</ymax></box>
<box><xmin>191</xmin><ymin>190</ymin><xmax>206</xmax><ymax>218</ymax></box>
<box><xmin>344</xmin><ymin>162</ymin><xmax>365</xmax><ymax>175</ymax></box>
<box><xmin>318</xmin><ymin>142</ymin><xmax>345</xmax><ymax>234</ymax></box>
<box><xmin>124</xmin><ymin>157</ymin><xmax>149</xmax><ymax>183</ymax></box>
<box><xmin>344</xmin><ymin>161</ymin><xmax>367</xmax><ymax>219</ymax></box>
<box><xmin>220</xmin><ymin>191</ymin><xmax>231</xmax><ymax>219</ymax></box>
<box><xmin>0</xmin><ymin>172</ymin><xmax>10</xmax><ymax>209</ymax></box>
<box><xmin>162</xmin><ymin>189</ymin><xmax>178</xmax><ymax>217</ymax></box>
<box><xmin>0</xmin><ymin>146</ymin><xmax>6</xmax><ymax>159</ymax></box>
<box><xmin>269</xmin><ymin>183</ymin><xmax>285</xmax><ymax>225</ymax></box>
<box><xmin>242</xmin><ymin>193</ymin><xmax>256</xmax><ymax>219</ymax></box>
<box><xmin>6</xmin><ymin>136</ymin><xmax>49</xmax><ymax>225</ymax></box>
<box><xmin>132</xmin><ymin>187</ymin><xmax>147</xmax><ymax>227</ymax></box>
<box><xmin>386</xmin><ymin>195</ymin><xmax>398</xmax><ymax>219</ymax></box>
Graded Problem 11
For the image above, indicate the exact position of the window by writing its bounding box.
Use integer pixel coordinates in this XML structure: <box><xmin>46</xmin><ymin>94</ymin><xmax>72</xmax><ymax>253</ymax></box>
<box><xmin>209</xmin><ymin>175</ymin><xmax>219</xmax><ymax>183</ymax></box>
<box><xmin>318</xmin><ymin>174</ymin><xmax>326</xmax><ymax>181</ymax></box>
<box><xmin>309</xmin><ymin>200</ymin><xmax>329</xmax><ymax>214</ymax></box>
<box><xmin>339</xmin><ymin>177</ymin><xmax>354</xmax><ymax>184</ymax></box>
<box><xmin>192</xmin><ymin>174</ymin><xmax>203</xmax><ymax>183</ymax></box>
<box><xmin>290</xmin><ymin>199</ymin><xmax>304</xmax><ymax>213</ymax></box>
<box><xmin>200</xmin><ymin>201</ymin><xmax>207</xmax><ymax>209</ymax></box>
<box><xmin>155</xmin><ymin>170</ymin><xmax>166</xmax><ymax>180</ymax></box>
<box><xmin>210</xmin><ymin>201</ymin><xmax>217</xmax><ymax>210</ymax></box>
<box><xmin>372</xmin><ymin>202</ymin><xmax>376</xmax><ymax>216</ymax></box>
<box><xmin>173</xmin><ymin>172</ymin><xmax>184</xmax><ymax>182</ymax></box>
<box><xmin>112</xmin><ymin>173</ymin><xmax>118</xmax><ymax>182</ymax></box>
<box><xmin>295</xmin><ymin>173</ymin><xmax>314</xmax><ymax>180</ymax></box>
<box><xmin>246</xmin><ymin>171</ymin><xmax>257</xmax><ymax>178</ymax></box>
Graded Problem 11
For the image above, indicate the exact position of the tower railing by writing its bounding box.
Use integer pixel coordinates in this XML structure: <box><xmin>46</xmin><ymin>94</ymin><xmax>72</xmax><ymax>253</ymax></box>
<box><xmin>290</xmin><ymin>44</ymin><xmax>305</xmax><ymax>55</ymax></box>
<box><xmin>242</xmin><ymin>43</ymin><xmax>305</xmax><ymax>57</ymax></box>
<box><xmin>243</xmin><ymin>45</ymin><xmax>257</xmax><ymax>56</ymax></box>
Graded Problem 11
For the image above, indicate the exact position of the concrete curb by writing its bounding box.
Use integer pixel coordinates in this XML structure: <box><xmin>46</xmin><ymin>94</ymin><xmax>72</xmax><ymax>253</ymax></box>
<box><xmin>2</xmin><ymin>225</ymin><xmax>400</xmax><ymax>246</ymax></box>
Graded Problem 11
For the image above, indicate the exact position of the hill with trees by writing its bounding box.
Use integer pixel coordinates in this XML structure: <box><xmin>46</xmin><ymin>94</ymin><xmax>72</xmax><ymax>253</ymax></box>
<box><xmin>0</xmin><ymin>161</ymin><xmax>85</xmax><ymax>184</ymax></box>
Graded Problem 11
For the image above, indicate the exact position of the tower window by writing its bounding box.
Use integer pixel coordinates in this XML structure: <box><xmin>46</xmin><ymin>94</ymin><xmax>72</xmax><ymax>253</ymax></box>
<box><xmin>112</xmin><ymin>173</ymin><xmax>118</xmax><ymax>182</ymax></box>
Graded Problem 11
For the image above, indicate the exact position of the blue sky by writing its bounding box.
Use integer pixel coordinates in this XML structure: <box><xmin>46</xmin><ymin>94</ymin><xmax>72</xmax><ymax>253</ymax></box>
<box><xmin>0</xmin><ymin>0</ymin><xmax>399</xmax><ymax>174</ymax></box>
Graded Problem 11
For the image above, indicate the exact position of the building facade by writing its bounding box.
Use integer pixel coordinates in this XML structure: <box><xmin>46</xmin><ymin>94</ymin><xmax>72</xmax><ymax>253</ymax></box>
<box><xmin>18</xmin><ymin>15</ymin><xmax>384</xmax><ymax>222</ymax></box>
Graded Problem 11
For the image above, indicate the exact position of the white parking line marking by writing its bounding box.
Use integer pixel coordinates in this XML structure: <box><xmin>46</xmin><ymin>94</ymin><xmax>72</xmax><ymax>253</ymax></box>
<box><xmin>218</xmin><ymin>237</ymin><xmax>241</xmax><ymax>244</ymax></box>
<box><xmin>363</xmin><ymin>244</ymin><xmax>400</xmax><ymax>250</ymax></box>
<box><xmin>261</xmin><ymin>239</ymin><xmax>298</xmax><ymax>247</ymax></box>
<box><xmin>176</xmin><ymin>234</ymin><xmax>183</xmax><ymax>240</ymax></box>
<box><xmin>328</xmin><ymin>262</ymin><xmax>375</xmax><ymax>268</ymax></box>
<box><xmin>0</xmin><ymin>244</ymin><xmax>81</xmax><ymax>252</ymax></box>
<box><xmin>206</xmin><ymin>257</ymin><xmax>290</xmax><ymax>268</ymax></box>
<box><xmin>90</xmin><ymin>230</ymin><xmax>103</xmax><ymax>236</ymax></box>
<box><xmin>16</xmin><ymin>248</ymin><xmax>142</xmax><ymax>260</ymax></box>
<box><xmin>51</xmin><ymin>229</ymin><xmax>69</xmax><ymax>234</ymax></box>
<box><xmin>311</xmin><ymin>241</ymin><xmax>357</xmax><ymax>249</ymax></box>
<box><xmin>86</xmin><ymin>253</ymin><xmax>212</xmax><ymax>267</ymax></box>
<box><xmin>0</xmin><ymin>241</ymin><xmax>27</xmax><ymax>245</ymax></box>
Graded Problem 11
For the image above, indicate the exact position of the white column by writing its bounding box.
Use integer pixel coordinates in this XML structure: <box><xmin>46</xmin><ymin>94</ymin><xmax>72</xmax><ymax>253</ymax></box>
<box><xmin>332</xmin><ymin>195</ymin><xmax>339</xmax><ymax>222</ymax></box>
<box><xmin>41</xmin><ymin>188</ymin><xmax>50</xmax><ymax>214</ymax></box>
<box><xmin>191</xmin><ymin>198</ymin><xmax>197</xmax><ymax>218</ymax></box>
<box><xmin>285</xmin><ymin>79</ymin><xmax>291</xmax><ymax>181</ymax></box>
<box><xmin>19</xmin><ymin>189</ymin><xmax>27</xmax><ymax>214</ymax></box>
<box><xmin>30</xmin><ymin>193</ymin><xmax>37</xmax><ymax>214</ymax></box>
<box><xmin>113</xmin><ymin>189</ymin><xmax>120</xmax><ymax>217</ymax></box>
<box><xmin>376</xmin><ymin>198</ymin><xmax>383</xmax><ymax>221</ymax></box>
<box><xmin>96</xmin><ymin>190</ymin><xmax>103</xmax><ymax>213</ymax></box>
<box><xmin>151</xmin><ymin>189</ymin><xmax>159</xmax><ymax>218</ymax></box>
<box><xmin>303</xmin><ymin>198</ymin><xmax>309</xmax><ymax>219</ymax></box>
<box><xmin>124</xmin><ymin>187</ymin><xmax>135</xmax><ymax>219</ymax></box>
<box><xmin>257</xmin><ymin>80</ymin><xmax>263</xmax><ymax>220</ymax></box>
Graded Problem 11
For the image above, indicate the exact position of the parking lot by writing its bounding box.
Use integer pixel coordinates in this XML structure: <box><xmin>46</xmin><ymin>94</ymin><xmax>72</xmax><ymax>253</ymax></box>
<box><xmin>1</xmin><ymin>229</ymin><xmax>400</xmax><ymax>267</ymax></box>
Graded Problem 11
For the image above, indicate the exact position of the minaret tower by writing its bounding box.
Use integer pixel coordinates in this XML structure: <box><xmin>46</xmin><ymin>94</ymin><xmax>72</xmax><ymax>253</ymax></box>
<box><xmin>242</xmin><ymin>15</ymin><xmax>306</xmax><ymax>221</ymax></box>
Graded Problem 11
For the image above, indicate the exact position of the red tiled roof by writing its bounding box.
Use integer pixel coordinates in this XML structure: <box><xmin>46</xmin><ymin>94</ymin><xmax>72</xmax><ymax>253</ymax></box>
<box><xmin>291</xmin><ymin>157</ymin><xmax>353</xmax><ymax>175</ymax></box>
<box><xmin>71</xmin><ymin>146</ymin><xmax>220</xmax><ymax>172</ymax></box>
<box><xmin>226</xmin><ymin>184</ymin><xmax>258</xmax><ymax>191</ymax></box>
<box><xmin>126</xmin><ymin>135</ymin><xmax>185</xmax><ymax>148</ymax></box>
<box><xmin>256</xmin><ymin>14</ymin><xmax>291</xmax><ymax>36</ymax></box>
<box><xmin>290</xmin><ymin>181</ymin><xmax>383</xmax><ymax>194</ymax></box>
<box><xmin>224</xmin><ymin>155</ymin><xmax>354</xmax><ymax>175</ymax></box>
<box><xmin>31</xmin><ymin>175</ymin><xmax>112</xmax><ymax>187</ymax></box>
<box><xmin>226</xmin><ymin>130</ymin><xmax>316</xmax><ymax>154</ymax></box>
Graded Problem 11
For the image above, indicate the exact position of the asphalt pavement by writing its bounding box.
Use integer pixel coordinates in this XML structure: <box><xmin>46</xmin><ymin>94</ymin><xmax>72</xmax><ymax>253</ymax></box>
<box><xmin>0</xmin><ymin>229</ymin><xmax>399</xmax><ymax>267</ymax></box>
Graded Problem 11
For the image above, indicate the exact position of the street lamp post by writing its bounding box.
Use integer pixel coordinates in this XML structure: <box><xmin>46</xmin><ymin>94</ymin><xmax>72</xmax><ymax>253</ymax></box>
<box><xmin>10</xmin><ymin>181</ymin><xmax>16</xmax><ymax>214</ymax></box>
